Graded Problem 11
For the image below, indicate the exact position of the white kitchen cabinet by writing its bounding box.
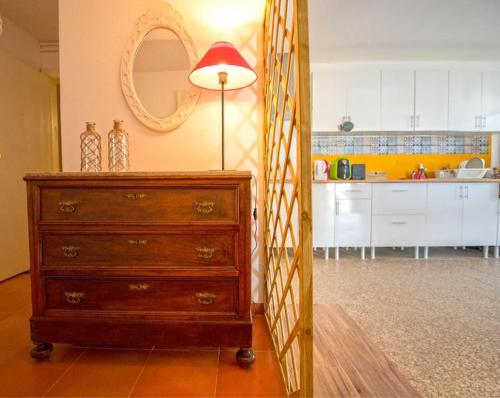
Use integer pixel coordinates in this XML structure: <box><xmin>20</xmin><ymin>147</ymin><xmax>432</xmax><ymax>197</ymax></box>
<box><xmin>312</xmin><ymin>69</ymin><xmax>380</xmax><ymax>132</ymax></box>
<box><xmin>372</xmin><ymin>215</ymin><xmax>426</xmax><ymax>247</ymax></box>
<box><xmin>426</xmin><ymin>183</ymin><xmax>498</xmax><ymax>255</ymax></box>
<box><xmin>462</xmin><ymin>183</ymin><xmax>498</xmax><ymax>246</ymax></box>
<box><xmin>346</xmin><ymin>70</ymin><xmax>381</xmax><ymax>131</ymax></box>
<box><xmin>449</xmin><ymin>71</ymin><xmax>483</xmax><ymax>131</ymax></box>
<box><xmin>415</xmin><ymin>70</ymin><xmax>449</xmax><ymax>131</ymax></box>
<box><xmin>312</xmin><ymin>184</ymin><xmax>335</xmax><ymax>257</ymax></box>
<box><xmin>372</xmin><ymin>183</ymin><xmax>427</xmax><ymax>215</ymax></box>
<box><xmin>426</xmin><ymin>183</ymin><xmax>463</xmax><ymax>246</ymax></box>
<box><xmin>482</xmin><ymin>71</ymin><xmax>500</xmax><ymax>131</ymax></box>
<box><xmin>496</xmin><ymin>200</ymin><xmax>500</xmax><ymax>258</ymax></box>
<box><xmin>333</xmin><ymin>183</ymin><xmax>372</xmax><ymax>259</ymax></box>
<box><xmin>312</xmin><ymin>70</ymin><xmax>347</xmax><ymax>132</ymax></box>
<box><xmin>334</xmin><ymin>199</ymin><xmax>371</xmax><ymax>247</ymax></box>
<box><xmin>381</xmin><ymin>70</ymin><xmax>415</xmax><ymax>131</ymax></box>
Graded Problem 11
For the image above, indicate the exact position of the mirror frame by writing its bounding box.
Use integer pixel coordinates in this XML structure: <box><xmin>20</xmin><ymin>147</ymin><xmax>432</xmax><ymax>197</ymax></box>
<box><xmin>121</xmin><ymin>3</ymin><xmax>200</xmax><ymax>132</ymax></box>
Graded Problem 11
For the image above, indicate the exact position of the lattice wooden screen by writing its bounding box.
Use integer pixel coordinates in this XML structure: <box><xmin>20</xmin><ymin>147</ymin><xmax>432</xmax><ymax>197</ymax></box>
<box><xmin>263</xmin><ymin>0</ymin><xmax>313</xmax><ymax>396</ymax></box>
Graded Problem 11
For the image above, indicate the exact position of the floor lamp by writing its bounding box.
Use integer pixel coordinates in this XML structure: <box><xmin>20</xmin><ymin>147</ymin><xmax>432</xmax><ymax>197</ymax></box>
<box><xmin>189</xmin><ymin>42</ymin><xmax>257</xmax><ymax>170</ymax></box>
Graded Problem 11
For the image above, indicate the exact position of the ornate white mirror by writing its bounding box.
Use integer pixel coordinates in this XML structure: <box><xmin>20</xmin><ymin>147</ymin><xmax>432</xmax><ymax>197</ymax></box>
<box><xmin>121</xmin><ymin>3</ymin><xmax>200</xmax><ymax>132</ymax></box>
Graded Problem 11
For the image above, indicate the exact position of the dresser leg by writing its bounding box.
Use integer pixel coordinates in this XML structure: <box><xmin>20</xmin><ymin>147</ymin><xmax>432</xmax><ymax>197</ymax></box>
<box><xmin>236</xmin><ymin>348</ymin><xmax>256</xmax><ymax>368</ymax></box>
<box><xmin>31</xmin><ymin>343</ymin><xmax>53</xmax><ymax>360</ymax></box>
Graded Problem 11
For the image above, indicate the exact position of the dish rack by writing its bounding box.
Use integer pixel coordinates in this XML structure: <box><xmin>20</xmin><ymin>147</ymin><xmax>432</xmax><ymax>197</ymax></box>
<box><xmin>454</xmin><ymin>168</ymin><xmax>488</xmax><ymax>179</ymax></box>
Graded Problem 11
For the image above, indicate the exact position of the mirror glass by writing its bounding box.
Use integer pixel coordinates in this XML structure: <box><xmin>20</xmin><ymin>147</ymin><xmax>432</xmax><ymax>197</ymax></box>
<box><xmin>133</xmin><ymin>28</ymin><xmax>190</xmax><ymax>119</ymax></box>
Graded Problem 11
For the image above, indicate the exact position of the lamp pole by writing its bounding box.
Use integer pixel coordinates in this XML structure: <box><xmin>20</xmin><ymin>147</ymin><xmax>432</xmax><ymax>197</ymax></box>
<box><xmin>219</xmin><ymin>71</ymin><xmax>228</xmax><ymax>170</ymax></box>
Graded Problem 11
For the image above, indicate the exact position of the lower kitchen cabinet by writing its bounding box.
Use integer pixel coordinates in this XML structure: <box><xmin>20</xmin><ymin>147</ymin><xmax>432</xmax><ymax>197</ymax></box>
<box><xmin>333</xmin><ymin>183</ymin><xmax>372</xmax><ymax>259</ymax></box>
<box><xmin>426</xmin><ymin>183</ymin><xmax>463</xmax><ymax>246</ymax></box>
<box><xmin>496</xmin><ymin>200</ymin><xmax>500</xmax><ymax>258</ymax></box>
<box><xmin>462</xmin><ymin>183</ymin><xmax>498</xmax><ymax>246</ymax></box>
<box><xmin>312</xmin><ymin>184</ymin><xmax>335</xmax><ymax>258</ymax></box>
<box><xmin>312</xmin><ymin>181</ymin><xmax>499</xmax><ymax>261</ymax></box>
<box><xmin>426</xmin><ymin>183</ymin><xmax>498</xmax><ymax>254</ymax></box>
<box><xmin>372</xmin><ymin>215</ymin><xmax>426</xmax><ymax>248</ymax></box>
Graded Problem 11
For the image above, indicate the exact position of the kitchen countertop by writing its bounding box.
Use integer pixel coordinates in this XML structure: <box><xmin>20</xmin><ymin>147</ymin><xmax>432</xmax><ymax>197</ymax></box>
<box><xmin>313</xmin><ymin>178</ymin><xmax>500</xmax><ymax>183</ymax></box>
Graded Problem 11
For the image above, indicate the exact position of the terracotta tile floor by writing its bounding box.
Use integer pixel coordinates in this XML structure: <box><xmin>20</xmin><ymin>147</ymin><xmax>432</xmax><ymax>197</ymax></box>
<box><xmin>0</xmin><ymin>273</ymin><xmax>286</xmax><ymax>397</ymax></box>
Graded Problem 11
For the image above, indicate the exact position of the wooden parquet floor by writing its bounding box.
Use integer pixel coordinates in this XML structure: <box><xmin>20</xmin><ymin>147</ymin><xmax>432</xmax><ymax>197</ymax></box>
<box><xmin>314</xmin><ymin>304</ymin><xmax>422</xmax><ymax>398</ymax></box>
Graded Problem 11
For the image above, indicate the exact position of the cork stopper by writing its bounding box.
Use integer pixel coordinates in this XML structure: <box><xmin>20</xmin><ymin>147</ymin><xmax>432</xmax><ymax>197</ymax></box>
<box><xmin>85</xmin><ymin>122</ymin><xmax>96</xmax><ymax>131</ymax></box>
<box><xmin>113</xmin><ymin>120</ymin><xmax>124</xmax><ymax>130</ymax></box>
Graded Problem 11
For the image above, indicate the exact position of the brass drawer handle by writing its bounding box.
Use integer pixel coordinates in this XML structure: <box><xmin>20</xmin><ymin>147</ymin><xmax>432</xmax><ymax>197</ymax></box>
<box><xmin>196</xmin><ymin>247</ymin><xmax>215</xmax><ymax>259</ymax></box>
<box><xmin>125</xmin><ymin>193</ymin><xmax>146</xmax><ymax>200</ymax></box>
<box><xmin>59</xmin><ymin>200</ymin><xmax>79</xmax><ymax>213</ymax></box>
<box><xmin>64</xmin><ymin>291</ymin><xmax>84</xmax><ymax>304</ymax></box>
<box><xmin>62</xmin><ymin>246</ymin><xmax>80</xmax><ymax>258</ymax></box>
<box><xmin>194</xmin><ymin>200</ymin><xmax>215</xmax><ymax>214</ymax></box>
<box><xmin>128</xmin><ymin>239</ymin><xmax>148</xmax><ymax>246</ymax></box>
<box><xmin>195</xmin><ymin>292</ymin><xmax>216</xmax><ymax>305</ymax></box>
<box><xmin>129</xmin><ymin>283</ymin><xmax>150</xmax><ymax>291</ymax></box>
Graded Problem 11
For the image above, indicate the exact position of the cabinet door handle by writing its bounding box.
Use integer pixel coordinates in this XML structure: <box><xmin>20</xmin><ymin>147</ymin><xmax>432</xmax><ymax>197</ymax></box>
<box><xmin>128</xmin><ymin>239</ymin><xmax>147</xmax><ymax>246</ymax></box>
<box><xmin>129</xmin><ymin>283</ymin><xmax>150</xmax><ymax>291</ymax></box>
<box><xmin>391</xmin><ymin>221</ymin><xmax>407</xmax><ymax>225</ymax></box>
<box><xmin>194</xmin><ymin>201</ymin><xmax>215</xmax><ymax>214</ymax></box>
<box><xmin>125</xmin><ymin>193</ymin><xmax>146</xmax><ymax>200</ymax></box>
<box><xmin>62</xmin><ymin>246</ymin><xmax>80</xmax><ymax>258</ymax></box>
<box><xmin>344</xmin><ymin>189</ymin><xmax>361</xmax><ymax>193</ymax></box>
<box><xmin>465</xmin><ymin>185</ymin><xmax>469</xmax><ymax>199</ymax></box>
<box><xmin>59</xmin><ymin>200</ymin><xmax>79</xmax><ymax>213</ymax></box>
<box><xmin>335</xmin><ymin>200</ymin><xmax>339</xmax><ymax>216</ymax></box>
<box><xmin>195</xmin><ymin>292</ymin><xmax>216</xmax><ymax>305</ymax></box>
<box><xmin>391</xmin><ymin>189</ymin><xmax>408</xmax><ymax>193</ymax></box>
<box><xmin>64</xmin><ymin>291</ymin><xmax>84</xmax><ymax>304</ymax></box>
<box><xmin>458</xmin><ymin>186</ymin><xmax>463</xmax><ymax>199</ymax></box>
<box><xmin>196</xmin><ymin>247</ymin><xmax>215</xmax><ymax>259</ymax></box>
<box><xmin>482</xmin><ymin>116</ymin><xmax>487</xmax><ymax>128</ymax></box>
<box><xmin>415</xmin><ymin>115</ymin><xmax>420</xmax><ymax>128</ymax></box>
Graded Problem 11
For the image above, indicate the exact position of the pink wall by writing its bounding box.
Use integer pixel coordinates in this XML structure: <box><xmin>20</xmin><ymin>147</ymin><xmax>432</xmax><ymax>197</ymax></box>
<box><xmin>58</xmin><ymin>0</ymin><xmax>265</xmax><ymax>299</ymax></box>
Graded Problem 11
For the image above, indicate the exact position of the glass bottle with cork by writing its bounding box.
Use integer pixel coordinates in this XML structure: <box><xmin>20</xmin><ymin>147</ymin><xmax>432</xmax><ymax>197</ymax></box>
<box><xmin>108</xmin><ymin>120</ymin><xmax>130</xmax><ymax>172</ymax></box>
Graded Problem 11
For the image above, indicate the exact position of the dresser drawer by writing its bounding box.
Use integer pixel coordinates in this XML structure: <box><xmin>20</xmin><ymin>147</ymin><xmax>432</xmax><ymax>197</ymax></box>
<box><xmin>41</xmin><ymin>232</ymin><xmax>237</xmax><ymax>269</ymax></box>
<box><xmin>45</xmin><ymin>277</ymin><xmax>238</xmax><ymax>315</ymax></box>
<box><xmin>335</xmin><ymin>183</ymin><xmax>372</xmax><ymax>199</ymax></box>
<box><xmin>372</xmin><ymin>184</ymin><xmax>427</xmax><ymax>215</ymax></box>
<box><xmin>372</xmin><ymin>215</ymin><xmax>426</xmax><ymax>246</ymax></box>
<box><xmin>40</xmin><ymin>186</ymin><xmax>238</xmax><ymax>224</ymax></box>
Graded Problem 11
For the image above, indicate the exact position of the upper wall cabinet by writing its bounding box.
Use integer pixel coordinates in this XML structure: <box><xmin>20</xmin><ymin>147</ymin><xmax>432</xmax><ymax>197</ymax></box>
<box><xmin>312</xmin><ymin>66</ymin><xmax>500</xmax><ymax>133</ymax></box>
<box><xmin>415</xmin><ymin>70</ymin><xmax>449</xmax><ymax>131</ymax></box>
<box><xmin>483</xmin><ymin>71</ymin><xmax>500</xmax><ymax>131</ymax></box>
<box><xmin>449</xmin><ymin>71</ymin><xmax>483</xmax><ymax>131</ymax></box>
<box><xmin>346</xmin><ymin>70</ymin><xmax>381</xmax><ymax>131</ymax></box>
<box><xmin>312</xmin><ymin>70</ymin><xmax>347</xmax><ymax>132</ymax></box>
<box><xmin>380</xmin><ymin>70</ymin><xmax>414</xmax><ymax>131</ymax></box>
<box><xmin>312</xmin><ymin>70</ymin><xmax>380</xmax><ymax>132</ymax></box>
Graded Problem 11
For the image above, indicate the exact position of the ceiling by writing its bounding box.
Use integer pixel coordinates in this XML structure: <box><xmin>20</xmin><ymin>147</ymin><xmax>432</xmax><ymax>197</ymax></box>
<box><xmin>0</xmin><ymin>0</ymin><xmax>58</xmax><ymax>42</ymax></box>
<box><xmin>309</xmin><ymin>0</ymin><xmax>500</xmax><ymax>62</ymax></box>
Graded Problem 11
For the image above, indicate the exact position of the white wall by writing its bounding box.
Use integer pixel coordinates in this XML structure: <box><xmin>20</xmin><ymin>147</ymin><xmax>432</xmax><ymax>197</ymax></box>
<box><xmin>58</xmin><ymin>0</ymin><xmax>266</xmax><ymax>301</ymax></box>
<box><xmin>309</xmin><ymin>0</ymin><xmax>500</xmax><ymax>63</ymax></box>
<box><xmin>0</xmin><ymin>26</ymin><xmax>59</xmax><ymax>280</ymax></box>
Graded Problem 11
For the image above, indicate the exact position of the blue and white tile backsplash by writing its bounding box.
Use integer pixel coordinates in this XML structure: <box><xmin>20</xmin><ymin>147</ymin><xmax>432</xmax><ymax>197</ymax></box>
<box><xmin>312</xmin><ymin>135</ymin><xmax>489</xmax><ymax>155</ymax></box>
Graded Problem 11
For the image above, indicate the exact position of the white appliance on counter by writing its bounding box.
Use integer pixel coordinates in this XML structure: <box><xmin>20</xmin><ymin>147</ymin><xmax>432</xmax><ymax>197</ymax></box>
<box><xmin>314</xmin><ymin>159</ymin><xmax>329</xmax><ymax>180</ymax></box>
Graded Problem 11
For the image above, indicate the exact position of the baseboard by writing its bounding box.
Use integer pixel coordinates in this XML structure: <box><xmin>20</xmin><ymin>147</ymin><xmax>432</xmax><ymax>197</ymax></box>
<box><xmin>252</xmin><ymin>302</ymin><xmax>265</xmax><ymax>315</ymax></box>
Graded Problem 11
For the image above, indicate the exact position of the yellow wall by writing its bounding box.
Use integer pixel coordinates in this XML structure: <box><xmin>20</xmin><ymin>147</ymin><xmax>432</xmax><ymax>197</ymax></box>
<box><xmin>313</xmin><ymin>153</ymin><xmax>491</xmax><ymax>180</ymax></box>
<box><xmin>0</xmin><ymin>49</ymin><xmax>60</xmax><ymax>280</ymax></box>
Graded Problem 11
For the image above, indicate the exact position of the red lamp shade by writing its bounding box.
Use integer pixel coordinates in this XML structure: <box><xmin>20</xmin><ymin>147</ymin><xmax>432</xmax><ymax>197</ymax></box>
<box><xmin>189</xmin><ymin>41</ymin><xmax>257</xmax><ymax>90</ymax></box>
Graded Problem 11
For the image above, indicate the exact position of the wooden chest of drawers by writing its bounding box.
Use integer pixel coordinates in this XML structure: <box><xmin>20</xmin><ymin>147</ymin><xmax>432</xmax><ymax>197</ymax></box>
<box><xmin>25</xmin><ymin>172</ymin><xmax>255</xmax><ymax>367</ymax></box>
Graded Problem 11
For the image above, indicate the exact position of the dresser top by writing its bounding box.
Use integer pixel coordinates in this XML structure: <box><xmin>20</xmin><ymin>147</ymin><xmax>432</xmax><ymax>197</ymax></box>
<box><xmin>24</xmin><ymin>171</ymin><xmax>252</xmax><ymax>181</ymax></box>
